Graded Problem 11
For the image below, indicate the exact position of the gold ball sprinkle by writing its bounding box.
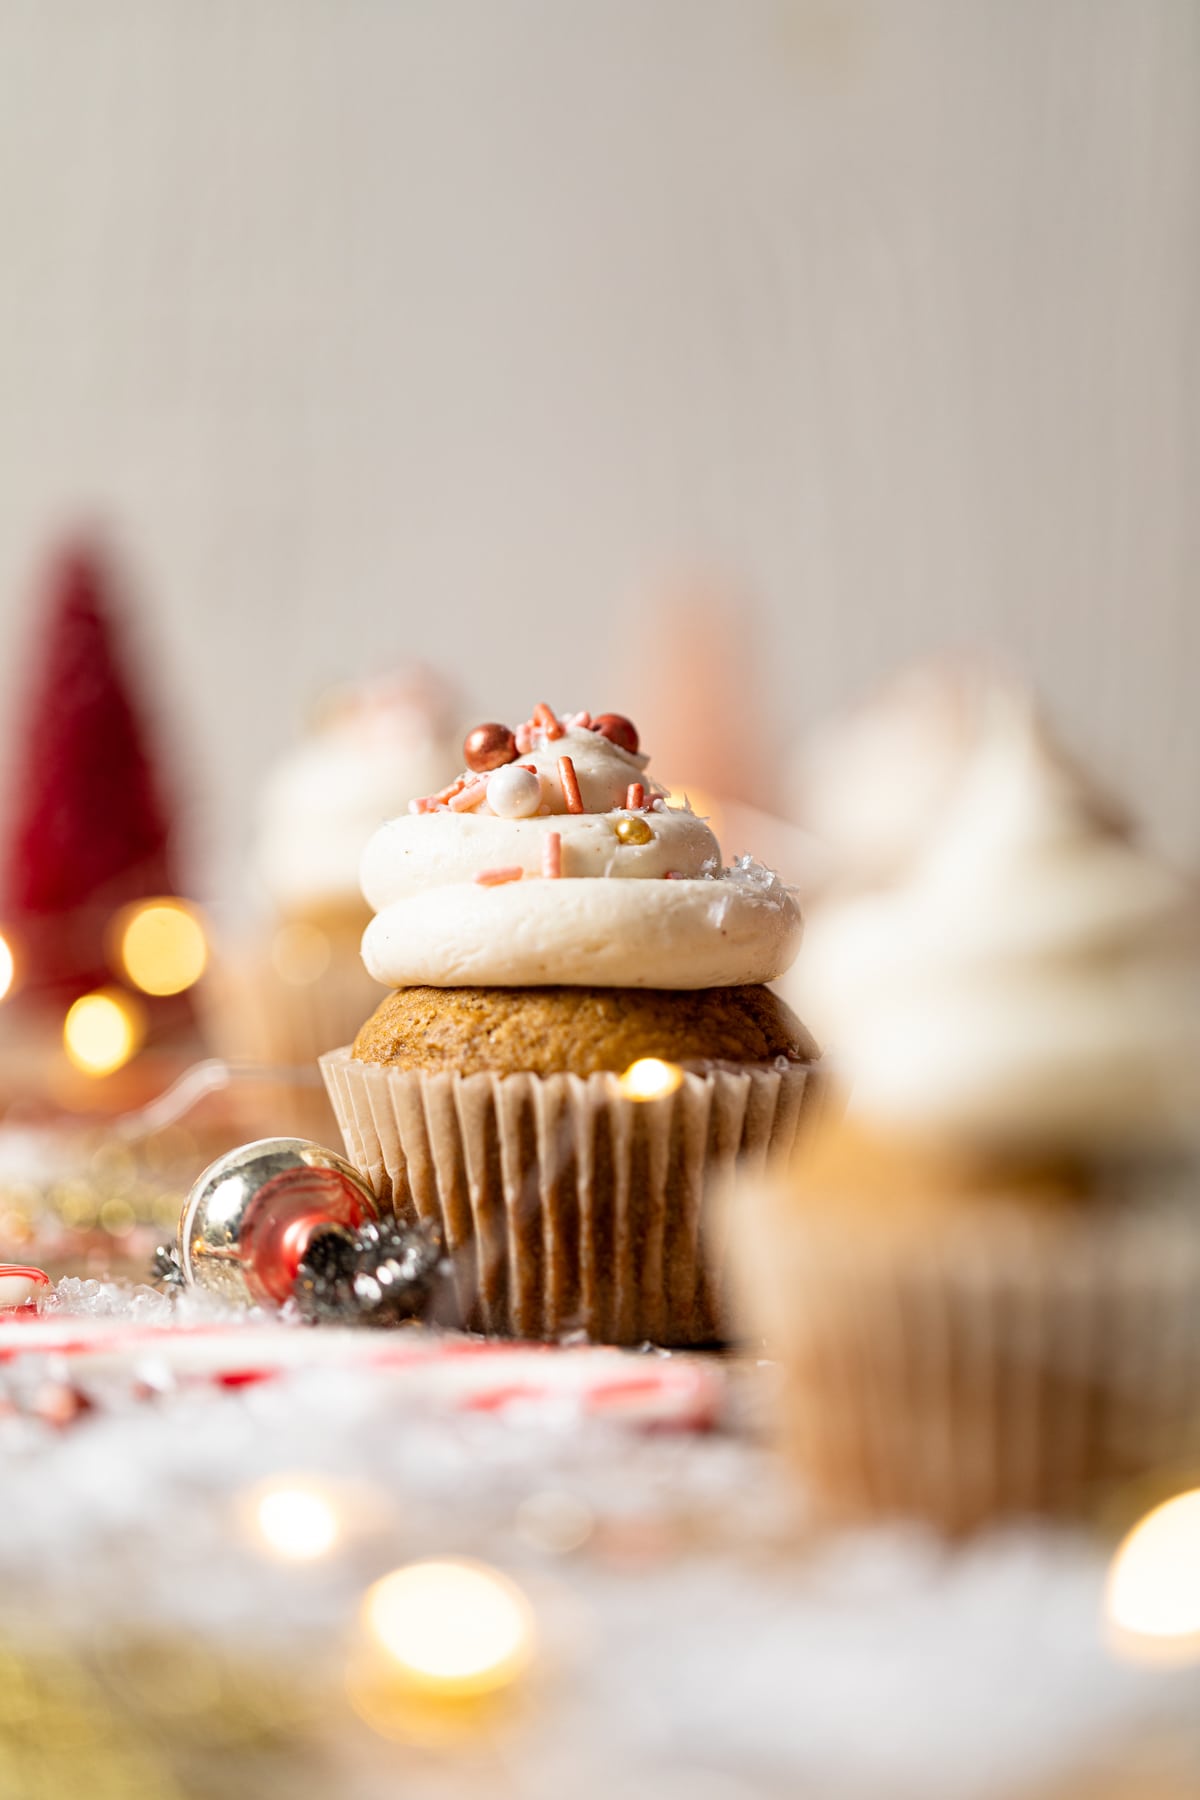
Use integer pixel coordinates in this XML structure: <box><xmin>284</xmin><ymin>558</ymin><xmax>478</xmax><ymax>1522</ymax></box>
<box><xmin>613</xmin><ymin>817</ymin><xmax>653</xmax><ymax>846</ymax></box>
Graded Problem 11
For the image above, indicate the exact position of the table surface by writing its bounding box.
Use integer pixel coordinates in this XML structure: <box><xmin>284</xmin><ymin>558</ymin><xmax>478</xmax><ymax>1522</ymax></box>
<box><xmin>0</xmin><ymin>1279</ymin><xmax>1197</xmax><ymax>1800</ymax></box>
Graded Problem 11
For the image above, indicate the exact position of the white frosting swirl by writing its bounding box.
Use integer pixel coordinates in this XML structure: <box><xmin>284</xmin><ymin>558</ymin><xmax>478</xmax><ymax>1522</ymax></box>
<box><xmin>361</xmin><ymin>721</ymin><xmax>801</xmax><ymax>989</ymax></box>
<box><xmin>793</xmin><ymin>703</ymin><xmax>1200</xmax><ymax>1151</ymax></box>
<box><xmin>362</xmin><ymin>809</ymin><xmax>718</xmax><ymax>901</ymax></box>
<box><xmin>504</xmin><ymin>726</ymin><xmax>655</xmax><ymax>812</ymax></box>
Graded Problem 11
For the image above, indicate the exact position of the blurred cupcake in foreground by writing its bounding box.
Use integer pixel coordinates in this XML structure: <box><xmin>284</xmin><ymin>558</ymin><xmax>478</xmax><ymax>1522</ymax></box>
<box><xmin>210</xmin><ymin>668</ymin><xmax>461</xmax><ymax>1135</ymax></box>
<box><xmin>322</xmin><ymin>702</ymin><xmax>821</xmax><ymax>1345</ymax></box>
<box><xmin>739</xmin><ymin>693</ymin><xmax>1200</xmax><ymax>1532</ymax></box>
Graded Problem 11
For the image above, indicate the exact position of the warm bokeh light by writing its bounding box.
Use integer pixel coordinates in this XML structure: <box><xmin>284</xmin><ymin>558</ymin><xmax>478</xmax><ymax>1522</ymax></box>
<box><xmin>1106</xmin><ymin>1488</ymin><xmax>1200</xmax><ymax>1660</ymax></box>
<box><xmin>254</xmin><ymin>1484</ymin><xmax>340</xmax><ymax>1561</ymax></box>
<box><xmin>663</xmin><ymin>785</ymin><xmax>722</xmax><ymax>830</ymax></box>
<box><xmin>63</xmin><ymin>990</ymin><xmax>143</xmax><ymax>1076</ymax></box>
<box><xmin>98</xmin><ymin>1198</ymin><xmax>136</xmax><ymax>1238</ymax></box>
<box><xmin>270</xmin><ymin>921</ymin><xmax>332</xmax><ymax>986</ymax></box>
<box><xmin>618</xmin><ymin>1058</ymin><xmax>685</xmax><ymax>1102</ymax></box>
<box><xmin>0</xmin><ymin>933</ymin><xmax>14</xmax><ymax>1003</ymax></box>
<box><xmin>119</xmin><ymin>900</ymin><xmax>208</xmax><ymax>996</ymax></box>
<box><xmin>361</xmin><ymin>1559</ymin><xmax>535</xmax><ymax>1698</ymax></box>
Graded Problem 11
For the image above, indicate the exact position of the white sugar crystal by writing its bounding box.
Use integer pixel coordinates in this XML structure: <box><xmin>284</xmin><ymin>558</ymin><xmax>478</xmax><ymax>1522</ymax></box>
<box><xmin>0</xmin><ymin>1280</ymin><xmax>1192</xmax><ymax>1798</ymax></box>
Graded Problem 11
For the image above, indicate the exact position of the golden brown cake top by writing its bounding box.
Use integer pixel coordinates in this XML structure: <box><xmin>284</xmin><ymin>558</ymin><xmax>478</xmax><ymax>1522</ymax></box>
<box><xmin>352</xmin><ymin>984</ymin><xmax>816</xmax><ymax>1077</ymax></box>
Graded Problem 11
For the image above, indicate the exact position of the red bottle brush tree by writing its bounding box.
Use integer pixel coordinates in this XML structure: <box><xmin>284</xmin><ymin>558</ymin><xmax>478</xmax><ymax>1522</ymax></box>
<box><xmin>2</xmin><ymin>540</ymin><xmax>179</xmax><ymax>1003</ymax></box>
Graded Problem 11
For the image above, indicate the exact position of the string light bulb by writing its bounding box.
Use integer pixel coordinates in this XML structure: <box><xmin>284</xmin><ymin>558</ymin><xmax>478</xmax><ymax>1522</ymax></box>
<box><xmin>63</xmin><ymin>990</ymin><xmax>143</xmax><ymax>1077</ymax></box>
<box><xmin>119</xmin><ymin>899</ymin><xmax>208</xmax><ymax>997</ymax></box>
<box><xmin>253</xmin><ymin>1483</ymin><xmax>340</xmax><ymax>1561</ymax></box>
<box><xmin>361</xmin><ymin>1558</ymin><xmax>535</xmax><ymax>1699</ymax></box>
<box><xmin>1106</xmin><ymin>1487</ymin><xmax>1200</xmax><ymax>1661</ymax></box>
<box><xmin>618</xmin><ymin>1058</ymin><xmax>684</xmax><ymax>1102</ymax></box>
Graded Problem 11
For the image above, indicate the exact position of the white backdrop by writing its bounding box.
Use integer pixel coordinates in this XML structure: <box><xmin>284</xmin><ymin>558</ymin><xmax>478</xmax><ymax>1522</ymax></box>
<box><xmin>0</xmin><ymin>0</ymin><xmax>1196</xmax><ymax>898</ymax></box>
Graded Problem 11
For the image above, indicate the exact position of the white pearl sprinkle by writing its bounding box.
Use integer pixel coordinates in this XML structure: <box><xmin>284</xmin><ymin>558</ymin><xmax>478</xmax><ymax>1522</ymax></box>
<box><xmin>487</xmin><ymin>763</ymin><xmax>543</xmax><ymax>819</ymax></box>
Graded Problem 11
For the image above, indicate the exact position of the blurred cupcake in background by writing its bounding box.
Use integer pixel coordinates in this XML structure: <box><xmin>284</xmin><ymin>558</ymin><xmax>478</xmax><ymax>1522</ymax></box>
<box><xmin>254</xmin><ymin>666</ymin><xmax>463</xmax><ymax>934</ymax></box>
<box><xmin>738</xmin><ymin>688</ymin><xmax>1200</xmax><ymax>1533</ymax></box>
<box><xmin>208</xmin><ymin>666</ymin><xmax>462</xmax><ymax>1139</ymax></box>
<box><xmin>785</xmin><ymin>656</ymin><xmax>1008</xmax><ymax>897</ymax></box>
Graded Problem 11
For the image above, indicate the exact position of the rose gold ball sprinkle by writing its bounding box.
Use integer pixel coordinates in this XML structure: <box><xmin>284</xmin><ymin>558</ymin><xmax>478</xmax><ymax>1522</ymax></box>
<box><xmin>464</xmin><ymin>723</ymin><xmax>517</xmax><ymax>773</ymax></box>
<box><xmin>593</xmin><ymin>714</ymin><xmax>639</xmax><ymax>755</ymax></box>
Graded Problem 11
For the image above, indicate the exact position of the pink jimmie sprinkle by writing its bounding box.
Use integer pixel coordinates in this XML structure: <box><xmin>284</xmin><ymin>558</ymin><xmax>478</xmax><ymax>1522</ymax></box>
<box><xmin>558</xmin><ymin>755</ymin><xmax>584</xmax><ymax>814</ymax></box>
<box><xmin>663</xmin><ymin>870</ymin><xmax>686</xmax><ymax>879</ymax></box>
<box><xmin>475</xmin><ymin>866</ymin><xmax>524</xmax><ymax>887</ymax></box>
<box><xmin>534</xmin><ymin>702</ymin><xmax>565</xmax><ymax>741</ymax></box>
<box><xmin>625</xmin><ymin>782</ymin><xmax>645</xmax><ymax>810</ymax></box>
<box><xmin>515</xmin><ymin>722</ymin><xmax>535</xmax><ymax>754</ymax></box>
<box><xmin>412</xmin><ymin>776</ymin><xmax>466</xmax><ymax>813</ymax></box>
<box><xmin>449</xmin><ymin>781</ymin><xmax>488</xmax><ymax>812</ymax></box>
<box><xmin>542</xmin><ymin>832</ymin><xmax>562</xmax><ymax>879</ymax></box>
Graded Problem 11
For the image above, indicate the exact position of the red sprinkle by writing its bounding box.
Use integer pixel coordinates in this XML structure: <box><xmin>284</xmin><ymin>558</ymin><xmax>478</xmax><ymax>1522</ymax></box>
<box><xmin>558</xmin><ymin>755</ymin><xmax>584</xmax><ymax>813</ymax></box>
<box><xmin>475</xmin><ymin>866</ymin><xmax>524</xmax><ymax>886</ymax></box>
<box><xmin>663</xmin><ymin>870</ymin><xmax>686</xmax><ymax>879</ymax></box>
<box><xmin>543</xmin><ymin>832</ymin><xmax>562</xmax><ymax>879</ymax></box>
<box><xmin>534</xmin><ymin>702</ymin><xmax>565</xmax><ymax>741</ymax></box>
<box><xmin>626</xmin><ymin>782</ymin><xmax>645</xmax><ymax>810</ymax></box>
<box><xmin>593</xmin><ymin>713</ymin><xmax>639</xmax><ymax>754</ymax></box>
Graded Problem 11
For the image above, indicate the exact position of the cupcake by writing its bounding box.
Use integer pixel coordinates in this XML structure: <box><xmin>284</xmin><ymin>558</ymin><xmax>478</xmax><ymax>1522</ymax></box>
<box><xmin>738</xmin><ymin>696</ymin><xmax>1200</xmax><ymax>1532</ymax></box>
<box><xmin>786</xmin><ymin>657</ymin><xmax>1005</xmax><ymax>894</ymax></box>
<box><xmin>321</xmin><ymin>704</ymin><xmax>820</xmax><ymax>1345</ymax></box>
<box><xmin>208</xmin><ymin>668</ymin><xmax>461</xmax><ymax>1134</ymax></box>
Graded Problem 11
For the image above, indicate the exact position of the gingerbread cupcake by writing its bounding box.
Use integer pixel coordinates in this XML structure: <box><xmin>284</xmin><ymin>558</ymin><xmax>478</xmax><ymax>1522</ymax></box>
<box><xmin>738</xmin><ymin>696</ymin><xmax>1200</xmax><ymax>1531</ymax></box>
<box><xmin>321</xmin><ymin>704</ymin><xmax>820</xmax><ymax>1345</ymax></box>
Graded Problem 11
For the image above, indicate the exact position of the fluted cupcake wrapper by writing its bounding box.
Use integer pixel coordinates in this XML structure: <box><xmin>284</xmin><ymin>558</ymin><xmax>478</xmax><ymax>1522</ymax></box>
<box><xmin>738</xmin><ymin>1190</ymin><xmax>1200</xmax><ymax>1533</ymax></box>
<box><xmin>320</xmin><ymin>1048</ymin><xmax>818</xmax><ymax>1346</ymax></box>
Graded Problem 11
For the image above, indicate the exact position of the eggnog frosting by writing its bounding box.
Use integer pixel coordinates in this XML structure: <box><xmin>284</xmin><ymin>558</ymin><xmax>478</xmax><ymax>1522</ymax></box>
<box><xmin>796</xmin><ymin>699</ymin><xmax>1200</xmax><ymax>1151</ymax></box>
<box><xmin>360</xmin><ymin>707</ymin><xmax>801</xmax><ymax>989</ymax></box>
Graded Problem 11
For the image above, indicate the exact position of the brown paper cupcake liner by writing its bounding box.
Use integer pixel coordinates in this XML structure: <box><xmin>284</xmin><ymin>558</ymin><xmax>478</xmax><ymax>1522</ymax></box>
<box><xmin>739</xmin><ymin>1191</ymin><xmax>1200</xmax><ymax>1533</ymax></box>
<box><xmin>321</xmin><ymin>1048</ymin><xmax>819</xmax><ymax>1345</ymax></box>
